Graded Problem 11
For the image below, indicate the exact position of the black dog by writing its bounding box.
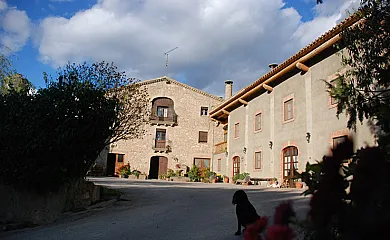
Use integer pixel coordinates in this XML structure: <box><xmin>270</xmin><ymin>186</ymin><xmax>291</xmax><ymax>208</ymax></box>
<box><xmin>232</xmin><ymin>190</ymin><xmax>260</xmax><ymax>236</ymax></box>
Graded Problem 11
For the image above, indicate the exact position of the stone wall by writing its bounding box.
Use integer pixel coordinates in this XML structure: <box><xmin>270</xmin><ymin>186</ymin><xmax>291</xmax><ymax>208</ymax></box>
<box><xmin>0</xmin><ymin>179</ymin><xmax>101</xmax><ymax>225</ymax></box>
<box><xmin>104</xmin><ymin>77</ymin><xmax>224</xmax><ymax>175</ymax></box>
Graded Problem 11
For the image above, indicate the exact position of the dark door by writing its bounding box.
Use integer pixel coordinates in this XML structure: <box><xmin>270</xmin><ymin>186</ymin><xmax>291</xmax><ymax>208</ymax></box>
<box><xmin>283</xmin><ymin>146</ymin><xmax>299</xmax><ymax>187</ymax></box>
<box><xmin>106</xmin><ymin>153</ymin><xmax>116</xmax><ymax>176</ymax></box>
<box><xmin>149</xmin><ymin>156</ymin><xmax>159</xmax><ymax>179</ymax></box>
<box><xmin>233</xmin><ymin>156</ymin><xmax>240</xmax><ymax>177</ymax></box>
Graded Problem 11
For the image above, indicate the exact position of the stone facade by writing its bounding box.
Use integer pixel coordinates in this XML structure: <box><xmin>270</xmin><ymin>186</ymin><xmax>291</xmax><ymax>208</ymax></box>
<box><xmin>210</xmin><ymin>16</ymin><xmax>376</xmax><ymax>184</ymax></box>
<box><xmin>98</xmin><ymin>77</ymin><xmax>224</xmax><ymax>177</ymax></box>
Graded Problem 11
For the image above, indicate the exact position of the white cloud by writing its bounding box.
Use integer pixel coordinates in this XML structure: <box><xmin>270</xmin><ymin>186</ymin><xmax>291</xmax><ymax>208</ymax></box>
<box><xmin>0</xmin><ymin>2</ymin><xmax>31</xmax><ymax>54</ymax></box>
<box><xmin>36</xmin><ymin>0</ymin><xmax>359</xmax><ymax>95</ymax></box>
<box><xmin>0</xmin><ymin>0</ymin><xmax>7</xmax><ymax>11</ymax></box>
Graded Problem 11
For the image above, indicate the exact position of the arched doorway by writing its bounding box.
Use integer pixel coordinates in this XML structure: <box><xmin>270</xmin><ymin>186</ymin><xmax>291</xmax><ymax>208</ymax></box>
<box><xmin>233</xmin><ymin>156</ymin><xmax>240</xmax><ymax>177</ymax></box>
<box><xmin>149</xmin><ymin>156</ymin><xmax>168</xmax><ymax>179</ymax></box>
<box><xmin>282</xmin><ymin>146</ymin><xmax>299</xmax><ymax>188</ymax></box>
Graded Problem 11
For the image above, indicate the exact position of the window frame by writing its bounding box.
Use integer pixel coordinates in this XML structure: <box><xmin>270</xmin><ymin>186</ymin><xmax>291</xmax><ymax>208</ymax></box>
<box><xmin>234</xmin><ymin>122</ymin><xmax>240</xmax><ymax>139</ymax></box>
<box><xmin>200</xmin><ymin>107</ymin><xmax>208</xmax><ymax>116</ymax></box>
<box><xmin>254</xmin><ymin>151</ymin><xmax>262</xmax><ymax>170</ymax></box>
<box><xmin>198</xmin><ymin>131</ymin><xmax>208</xmax><ymax>143</ymax></box>
<box><xmin>282</xmin><ymin>94</ymin><xmax>295</xmax><ymax>124</ymax></box>
<box><xmin>194</xmin><ymin>158</ymin><xmax>211</xmax><ymax>169</ymax></box>
<box><xmin>328</xmin><ymin>69</ymin><xmax>347</xmax><ymax>109</ymax></box>
<box><xmin>254</xmin><ymin>111</ymin><xmax>262</xmax><ymax>132</ymax></box>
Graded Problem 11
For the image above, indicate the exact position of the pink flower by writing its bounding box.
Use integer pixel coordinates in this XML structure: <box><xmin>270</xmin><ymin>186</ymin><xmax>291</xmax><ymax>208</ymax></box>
<box><xmin>244</xmin><ymin>217</ymin><xmax>269</xmax><ymax>240</ymax></box>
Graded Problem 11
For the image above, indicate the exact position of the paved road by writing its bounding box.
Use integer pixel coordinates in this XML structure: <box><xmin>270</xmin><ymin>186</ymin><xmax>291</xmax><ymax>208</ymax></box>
<box><xmin>1</xmin><ymin>177</ymin><xmax>309</xmax><ymax>240</ymax></box>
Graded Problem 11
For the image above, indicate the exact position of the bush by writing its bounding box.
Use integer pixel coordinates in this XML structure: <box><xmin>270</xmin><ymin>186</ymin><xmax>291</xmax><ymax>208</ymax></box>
<box><xmin>131</xmin><ymin>169</ymin><xmax>141</xmax><ymax>178</ymax></box>
<box><xmin>233</xmin><ymin>172</ymin><xmax>250</xmax><ymax>182</ymax></box>
<box><xmin>187</xmin><ymin>165</ymin><xmax>200</xmax><ymax>182</ymax></box>
<box><xmin>118</xmin><ymin>165</ymin><xmax>131</xmax><ymax>176</ymax></box>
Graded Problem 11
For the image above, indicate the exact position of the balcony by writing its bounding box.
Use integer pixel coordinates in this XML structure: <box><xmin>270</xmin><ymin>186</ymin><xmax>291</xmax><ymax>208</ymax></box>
<box><xmin>152</xmin><ymin>139</ymin><xmax>172</xmax><ymax>153</ymax></box>
<box><xmin>214</xmin><ymin>141</ymin><xmax>227</xmax><ymax>154</ymax></box>
<box><xmin>150</xmin><ymin>114</ymin><xmax>178</xmax><ymax>126</ymax></box>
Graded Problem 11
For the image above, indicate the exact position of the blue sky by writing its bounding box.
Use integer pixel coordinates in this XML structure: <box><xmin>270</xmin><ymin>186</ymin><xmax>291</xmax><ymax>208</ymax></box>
<box><xmin>1</xmin><ymin>0</ymin><xmax>359</xmax><ymax>95</ymax></box>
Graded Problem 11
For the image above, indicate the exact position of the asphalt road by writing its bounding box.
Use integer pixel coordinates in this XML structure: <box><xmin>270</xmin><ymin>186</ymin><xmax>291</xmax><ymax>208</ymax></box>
<box><xmin>1</xmin><ymin>177</ymin><xmax>310</xmax><ymax>240</ymax></box>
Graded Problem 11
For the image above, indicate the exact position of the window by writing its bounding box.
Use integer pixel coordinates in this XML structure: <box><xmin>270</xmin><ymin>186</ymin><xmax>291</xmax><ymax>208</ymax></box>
<box><xmin>201</xmin><ymin>107</ymin><xmax>208</xmax><ymax>116</ymax></box>
<box><xmin>233</xmin><ymin>156</ymin><xmax>240</xmax><ymax>176</ymax></box>
<box><xmin>284</xmin><ymin>99</ymin><xmax>293</xmax><ymax>121</ymax></box>
<box><xmin>254</xmin><ymin>113</ymin><xmax>262</xmax><ymax>131</ymax></box>
<box><xmin>333</xmin><ymin>135</ymin><xmax>348</xmax><ymax>148</ymax></box>
<box><xmin>330</xmin><ymin>79</ymin><xmax>338</xmax><ymax>105</ymax></box>
<box><xmin>217</xmin><ymin>158</ymin><xmax>221</xmax><ymax>172</ymax></box>
<box><xmin>199</xmin><ymin>131</ymin><xmax>208</xmax><ymax>143</ymax></box>
<box><xmin>223</xmin><ymin>131</ymin><xmax>228</xmax><ymax>142</ymax></box>
<box><xmin>194</xmin><ymin>158</ymin><xmax>211</xmax><ymax>169</ymax></box>
<box><xmin>157</xmin><ymin>106</ymin><xmax>168</xmax><ymax>117</ymax></box>
<box><xmin>234</xmin><ymin>123</ymin><xmax>240</xmax><ymax>138</ymax></box>
<box><xmin>117</xmin><ymin>154</ymin><xmax>124</xmax><ymax>163</ymax></box>
<box><xmin>254</xmin><ymin>151</ymin><xmax>261</xmax><ymax>169</ymax></box>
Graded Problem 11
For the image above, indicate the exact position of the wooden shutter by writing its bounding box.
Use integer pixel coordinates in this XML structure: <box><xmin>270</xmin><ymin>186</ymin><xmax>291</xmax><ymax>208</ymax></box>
<box><xmin>284</xmin><ymin>99</ymin><xmax>293</xmax><ymax>121</ymax></box>
<box><xmin>235</xmin><ymin>123</ymin><xmax>240</xmax><ymax>138</ymax></box>
<box><xmin>255</xmin><ymin>113</ymin><xmax>261</xmax><ymax>131</ymax></box>
<box><xmin>199</xmin><ymin>131</ymin><xmax>208</xmax><ymax>143</ymax></box>
<box><xmin>255</xmin><ymin>152</ymin><xmax>261</xmax><ymax>169</ymax></box>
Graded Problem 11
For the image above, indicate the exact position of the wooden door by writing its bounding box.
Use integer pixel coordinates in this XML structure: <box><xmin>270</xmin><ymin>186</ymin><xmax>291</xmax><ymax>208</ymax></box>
<box><xmin>155</xmin><ymin>129</ymin><xmax>166</xmax><ymax>148</ymax></box>
<box><xmin>233</xmin><ymin>156</ymin><xmax>240</xmax><ymax>176</ymax></box>
<box><xmin>283</xmin><ymin>147</ymin><xmax>298</xmax><ymax>187</ymax></box>
<box><xmin>158</xmin><ymin>156</ymin><xmax>168</xmax><ymax>175</ymax></box>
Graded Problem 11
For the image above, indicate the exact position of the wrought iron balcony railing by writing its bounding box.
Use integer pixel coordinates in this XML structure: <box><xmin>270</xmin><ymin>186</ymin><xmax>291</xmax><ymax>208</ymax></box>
<box><xmin>150</xmin><ymin>114</ymin><xmax>178</xmax><ymax>126</ymax></box>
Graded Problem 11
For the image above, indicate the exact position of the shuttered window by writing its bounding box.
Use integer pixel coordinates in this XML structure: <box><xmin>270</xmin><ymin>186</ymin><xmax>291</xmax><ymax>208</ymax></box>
<box><xmin>254</xmin><ymin>151</ymin><xmax>261</xmax><ymax>169</ymax></box>
<box><xmin>330</xmin><ymin>79</ymin><xmax>338</xmax><ymax>105</ymax></box>
<box><xmin>217</xmin><ymin>158</ymin><xmax>221</xmax><ymax>172</ymax></box>
<box><xmin>234</xmin><ymin>123</ymin><xmax>240</xmax><ymax>138</ymax></box>
<box><xmin>199</xmin><ymin>131</ymin><xmax>208</xmax><ymax>143</ymax></box>
<box><xmin>255</xmin><ymin>113</ymin><xmax>261</xmax><ymax>131</ymax></box>
<box><xmin>284</xmin><ymin>99</ymin><xmax>293</xmax><ymax>121</ymax></box>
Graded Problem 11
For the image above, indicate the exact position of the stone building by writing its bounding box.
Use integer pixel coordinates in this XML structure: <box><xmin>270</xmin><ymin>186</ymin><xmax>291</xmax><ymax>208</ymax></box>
<box><xmin>99</xmin><ymin>76</ymin><xmax>224</xmax><ymax>178</ymax></box>
<box><xmin>210</xmin><ymin>15</ymin><xmax>376</xmax><ymax>186</ymax></box>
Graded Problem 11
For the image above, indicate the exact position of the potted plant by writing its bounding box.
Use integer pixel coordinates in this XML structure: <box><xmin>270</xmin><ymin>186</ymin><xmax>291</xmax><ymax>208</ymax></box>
<box><xmin>118</xmin><ymin>164</ymin><xmax>131</xmax><ymax>178</ymax></box>
<box><xmin>223</xmin><ymin>175</ymin><xmax>229</xmax><ymax>183</ymax></box>
<box><xmin>130</xmin><ymin>169</ymin><xmax>141</xmax><ymax>179</ymax></box>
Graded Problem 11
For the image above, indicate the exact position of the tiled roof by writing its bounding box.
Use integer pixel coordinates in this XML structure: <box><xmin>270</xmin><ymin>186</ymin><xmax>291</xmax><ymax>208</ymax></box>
<box><xmin>210</xmin><ymin>13</ymin><xmax>361</xmax><ymax>115</ymax></box>
<box><xmin>137</xmin><ymin>76</ymin><xmax>224</xmax><ymax>102</ymax></box>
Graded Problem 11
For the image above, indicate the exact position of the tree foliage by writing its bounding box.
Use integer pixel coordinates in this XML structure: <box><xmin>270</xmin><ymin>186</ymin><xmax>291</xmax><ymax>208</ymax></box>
<box><xmin>0</xmin><ymin>61</ymin><xmax>149</xmax><ymax>192</ymax></box>
<box><xmin>299</xmin><ymin>138</ymin><xmax>390</xmax><ymax>240</ymax></box>
<box><xmin>330</xmin><ymin>0</ymin><xmax>390</xmax><ymax>147</ymax></box>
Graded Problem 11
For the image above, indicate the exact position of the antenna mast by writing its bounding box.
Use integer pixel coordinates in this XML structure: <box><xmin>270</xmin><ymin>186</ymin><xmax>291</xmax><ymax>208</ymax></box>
<box><xmin>164</xmin><ymin>47</ymin><xmax>178</xmax><ymax>77</ymax></box>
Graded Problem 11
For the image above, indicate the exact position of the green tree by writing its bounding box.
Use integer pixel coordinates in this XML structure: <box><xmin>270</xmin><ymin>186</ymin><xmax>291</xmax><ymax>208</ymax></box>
<box><xmin>0</xmin><ymin>61</ymin><xmax>149</xmax><ymax>192</ymax></box>
<box><xmin>1</xmin><ymin>73</ymin><xmax>34</xmax><ymax>95</ymax></box>
<box><xmin>329</xmin><ymin>0</ymin><xmax>390</xmax><ymax>148</ymax></box>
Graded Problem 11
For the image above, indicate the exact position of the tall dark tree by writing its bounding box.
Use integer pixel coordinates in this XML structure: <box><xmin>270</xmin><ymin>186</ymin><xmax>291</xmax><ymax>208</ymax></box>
<box><xmin>329</xmin><ymin>0</ymin><xmax>390</xmax><ymax>148</ymax></box>
<box><xmin>0</xmin><ymin>61</ymin><xmax>149</xmax><ymax>192</ymax></box>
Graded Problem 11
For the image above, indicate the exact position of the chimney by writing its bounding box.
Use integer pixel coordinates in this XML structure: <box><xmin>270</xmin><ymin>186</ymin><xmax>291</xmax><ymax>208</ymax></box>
<box><xmin>225</xmin><ymin>80</ymin><xmax>233</xmax><ymax>99</ymax></box>
<box><xmin>268</xmin><ymin>63</ymin><xmax>278</xmax><ymax>69</ymax></box>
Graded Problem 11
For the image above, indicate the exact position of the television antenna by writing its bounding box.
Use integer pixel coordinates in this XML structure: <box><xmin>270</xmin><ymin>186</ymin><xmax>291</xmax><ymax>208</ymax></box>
<box><xmin>164</xmin><ymin>47</ymin><xmax>178</xmax><ymax>77</ymax></box>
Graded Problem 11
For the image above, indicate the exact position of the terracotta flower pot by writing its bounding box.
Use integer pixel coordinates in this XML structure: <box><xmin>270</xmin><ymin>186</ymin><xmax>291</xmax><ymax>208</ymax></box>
<box><xmin>295</xmin><ymin>182</ymin><xmax>303</xmax><ymax>188</ymax></box>
<box><xmin>224</xmin><ymin>177</ymin><xmax>229</xmax><ymax>183</ymax></box>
